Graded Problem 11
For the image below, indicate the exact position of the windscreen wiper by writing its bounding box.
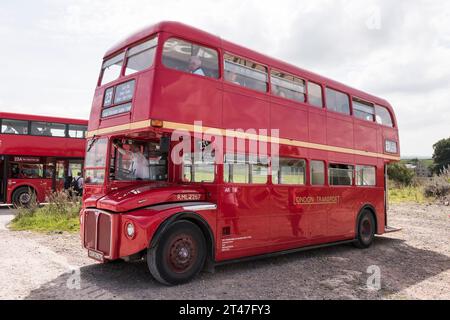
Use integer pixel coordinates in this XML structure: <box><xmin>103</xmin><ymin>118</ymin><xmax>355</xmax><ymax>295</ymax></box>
<box><xmin>87</xmin><ymin>136</ymin><xmax>98</xmax><ymax>152</ymax></box>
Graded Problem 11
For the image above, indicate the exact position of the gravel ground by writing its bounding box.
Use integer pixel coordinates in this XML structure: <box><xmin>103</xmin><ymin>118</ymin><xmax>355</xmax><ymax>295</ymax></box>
<box><xmin>0</xmin><ymin>203</ymin><xmax>449</xmax><ymax>300</ymax></box>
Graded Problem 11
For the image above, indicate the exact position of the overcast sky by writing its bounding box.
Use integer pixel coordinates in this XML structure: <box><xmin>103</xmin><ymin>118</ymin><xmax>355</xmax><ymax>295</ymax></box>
<box><xmin>1</xmin><ymin>0</ymin><xmax>449</xmax><ymax>157</ymax></box>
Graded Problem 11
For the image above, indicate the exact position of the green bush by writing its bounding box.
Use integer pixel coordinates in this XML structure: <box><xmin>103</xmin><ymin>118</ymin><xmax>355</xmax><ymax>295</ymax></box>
<box><xmin>424</xmin><ymin>167</ymin><xmax>450</xmax><ymax>199</ymax></box>
<box><xmin>388</xmin><ymin>163</ymin><xmax>415</xmax><ymax>186</ymax></box>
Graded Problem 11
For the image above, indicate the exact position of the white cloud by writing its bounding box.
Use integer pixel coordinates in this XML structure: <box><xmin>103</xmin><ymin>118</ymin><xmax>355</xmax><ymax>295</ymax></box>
<box><xmin>0</xmin><ymin>0</ymin><xmax>449</xmax><ymax>157</ymax></box>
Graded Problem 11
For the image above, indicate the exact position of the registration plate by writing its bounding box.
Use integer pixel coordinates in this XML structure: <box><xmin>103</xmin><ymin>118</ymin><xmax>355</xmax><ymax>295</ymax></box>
<box><xmin>88</xmin><ymin>250</ymin><xmax>105</xmax><ymax>262</ymax></box>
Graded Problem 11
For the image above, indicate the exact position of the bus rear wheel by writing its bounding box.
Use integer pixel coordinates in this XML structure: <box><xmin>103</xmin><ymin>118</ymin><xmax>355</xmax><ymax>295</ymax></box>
<box><xmin>354</xmin><ymin>210</ymin><xmax>376</xmax><ymax>249</ymax></box>
<box><xmin>147</xmin><ymin>220</ymin><xmax>206</xmax><ymax>286</ymax></box>
<box><xmin>12</xmin><ymin>187</ymin><xmax>36</xmax><ymax>207</ymax></box>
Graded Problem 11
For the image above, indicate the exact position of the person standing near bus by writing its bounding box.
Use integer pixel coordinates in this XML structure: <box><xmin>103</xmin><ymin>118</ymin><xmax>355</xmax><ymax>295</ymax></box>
<box><xmin>75</xmin><ymin>172</ymin><xmax>84</xmax><ymax>195</ymax></box>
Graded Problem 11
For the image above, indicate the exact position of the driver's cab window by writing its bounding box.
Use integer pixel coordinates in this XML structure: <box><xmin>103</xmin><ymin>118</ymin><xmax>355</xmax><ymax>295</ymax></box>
<box><xmin>110</xmin><ymin>139</ymin><xmax>168</xmax><ymax>181</ymax></box>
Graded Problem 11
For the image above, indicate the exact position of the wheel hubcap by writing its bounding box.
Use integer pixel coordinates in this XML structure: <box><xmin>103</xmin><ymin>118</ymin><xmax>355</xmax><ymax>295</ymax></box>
<box><xmin>19</xmin><ymin>193</ymin><xmax>31</xmax><ymax>204</ymax></box>
<box><xmin>361</xmin><ymin>218</ymin><xmax>372</xmax><ymax>241</ymax></box>
<box><xmin>168</xmin><ymin>234</ymin><xmax>197</xmax><ymax>273</ymax></box>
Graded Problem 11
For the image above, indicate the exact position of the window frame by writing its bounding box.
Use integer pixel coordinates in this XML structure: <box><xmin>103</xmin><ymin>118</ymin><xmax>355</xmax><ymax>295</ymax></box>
<box><xmin>182</xmin><ymin>152</ymin><xmax>217</xmax><ymax>184</ymax></box>
<box><xmin>307</xmin><ymin>82</ymin><xmax>324</xmax><ymax>108</ymax></box>
<box><xmin>355</xmin><ymin>165</ymin><xmax>377</xmax><ymax>187</ymax></box>
<box><xmin>328</xmin><ymin>163</ymin><xmax>355</xmax><ymax>187</ymax></box>
<box><xmin>270</xmin><ymin>69</ymin><xmax>307</xmax><ymax>103</ymax></box>
<box><xmin>310</xmin><ymin>160</ymin><xmax>327</xmax><ymax>186</ymax></box>
<box><xmin>273</xmin><ymin>157</ymin><xmax>307</xmax><ymax>186</ymax></box>
<box><xmin>353</xmin><ymin>97</ymin><xmax>376</xmax><ymax>123</ymax></box>
<box><xmin>123</xmin><ymin>35</ymin><xmax>159</xmax><ymax>77</ymax></box>
<box><xmin>162</xmin><ymin>37</ymin><xmax>221</xmax><ymax>80</ymax></box>
<box><xmin>375</xmin><ymin>105</ymin><xmax>395</xmax><ymax>128</ymax></box>
<box><xmin>0</xmin><ymin>118</ymin><xmax>30</xmax><ymax>136</ymax></box>
<box><xmin>223</xmin><ymin>53</ymin><xmax>269</xmax><ymax>93</ymax></box>
<box><xmin>223</xmin><ymin>153</ymin><xmax>269</xmax><ymax>185</ymax></box>
<box><xmin>325</xmin><ymin>87</ymin><xmax>351</xmax><ymax>116</ymax></box>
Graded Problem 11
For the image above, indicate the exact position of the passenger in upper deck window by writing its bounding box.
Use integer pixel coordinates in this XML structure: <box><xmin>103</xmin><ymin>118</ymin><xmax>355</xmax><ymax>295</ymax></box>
<box><xmin>188</xmin><ymin>56</ymin><xmax>205</xmax><ymax>76</ymax></box>
<box><xmin>225</xmin><ymin>71</ymin><xmax>240</xmax><ymax>85</ymax></box>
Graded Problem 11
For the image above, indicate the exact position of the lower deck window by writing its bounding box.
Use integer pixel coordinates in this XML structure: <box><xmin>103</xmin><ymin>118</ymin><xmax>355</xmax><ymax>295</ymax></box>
<box><xmin>273</xmin><ymin>158</ymin><xmax>306</xmax><ymax>185</ymax></box>
<box><xmin>329</xmin><ymin>164</ymin><xmax>354</xmax><ymax>186</ymax></box>
<box><xmin>310</xmin><ymin>160</ymin><xmax>325</xmax><ymax>185</ymax></box>
<box><xmin>224</xmin><ymin>154</ymin><xmax>268</xmax><ymax>184</ymax></box>
<box><xmin>182</xmin><ymin>153</ymin><xmax>215</xmax><ymax>183</ymax></box>
<box><xmin>356</xmin><ymin>165</ymin><xmax>376</xmax><ymax>186</ymax></box>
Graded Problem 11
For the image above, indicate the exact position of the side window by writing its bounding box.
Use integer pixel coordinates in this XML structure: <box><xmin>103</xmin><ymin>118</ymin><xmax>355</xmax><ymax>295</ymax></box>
<box><xmin>31</xmin><ymin>122</ymin><xmax>66</xmax><ymax>137</ymax></box>
<box><xmin>162</xmin><ymin>38</ymin><xmax>219</xmax><ymax>78</ymax></box>
<box><xmin>308</xmin><ymin>82</ymin><xmax>323</xmax><ymax>108</ymax></box>
<box><xmin>68</xmin><ymin>125</ymin><xmax>87</xmax><ymax>139</ymax></box>
<box><xmin>375</xmin><ymin>105</ymin><xmax>394</xmax><ymax>127</ymax></box>
<box><xmin>125</xmin><ymin>36</ymin><xmax>158</xmax><ymax>76</ymax></box>
<box><xmin>182</xmin><ymin>152</ymin><xmax>215</xmax><ymax>183</ymax></box>
<box><xmin>353</xmin><ymin>98</ymin><xmax>375</xmax><ymax>122</ymax></box>
<box><xmin>271</xmin><ymin>70</ymin><xmax>306</xmax><ymax>102</ymax></box>
<box><xmin>249</xmin><ymin>155</ymin><xmax>269</xmax><ymax>184</ymax></box>
<box><xmin>326</xmin><ymin>88</ymin><xmax>350</xmax><ymax>115</ymax></box>
<box><xmin>224</xmin><ymin>154</ymin><xmax>268</xmax><ymax>184</ymax></box>
<box><xmin>329</xmin><ymin>164</ymin><xmax>354</xmax><ymax>186</ymax></box>
<box><xmin>224</xmin><ymin>154</ymin><xmax>249</xmax><ymax>184</ymax></box>
<box><xmin>1</xmin><ymin>119</ymin><xmax>29</xmax><ymax>135</ymax></box>
<box><xmin>100</xmin><ymin>52</ymin><xmax>125</xmax><ymax>86</ymax></box>
<box><xmin>273</xmin><ymin>158</ymin><xmax>306</xmax><ymax>185</ymax></box>
<box><xmin>356</xmin><ymin>165</ymin><xmax>376</xmax><ymax>186</ymax></box>
<box><xmin>310</xmin><ymin>160</ymin><xmax>325</xmax><ymax>186</ymax></box>
<box><xmin>224</xmin><ymin>54</ymin><xmax>268</xmax><ymax>93</ymax></box>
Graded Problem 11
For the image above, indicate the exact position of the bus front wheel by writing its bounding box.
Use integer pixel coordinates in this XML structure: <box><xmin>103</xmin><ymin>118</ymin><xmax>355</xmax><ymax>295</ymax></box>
<box><xmin>147</xmin><ymin>220</ymin><xmax>206</xmax><ymax>285</ymax></box>
<box><xmin>12</xmin><ymin>187</ymin><xmax>36</xmax><ymax>207</ymax></box>
<box><xmin>354</xmin><ymin>210</ymin><xmax>376</xmax><ymax>249</ymax></box>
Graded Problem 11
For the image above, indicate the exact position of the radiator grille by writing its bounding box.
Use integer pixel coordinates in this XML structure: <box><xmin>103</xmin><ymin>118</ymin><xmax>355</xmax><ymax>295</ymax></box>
<box><xmin>84</xmin><ymin>210</ymin><xmax>112</xmax><ymax>256</ymax></box>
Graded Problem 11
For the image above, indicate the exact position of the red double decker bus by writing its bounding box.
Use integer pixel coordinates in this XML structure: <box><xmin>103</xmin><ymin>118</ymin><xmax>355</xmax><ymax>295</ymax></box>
<box><xmin>0</xmin><ymin>112</ymin><xmax>87</xmax><ymax>206</ymax></box>
<box><xmin>81</xmin><ymin>22</ymin><xmax>400</xmax><ymax>285</ymax></box>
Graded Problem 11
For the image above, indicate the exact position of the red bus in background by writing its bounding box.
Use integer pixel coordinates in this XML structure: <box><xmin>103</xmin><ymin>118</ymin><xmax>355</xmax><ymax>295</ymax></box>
<box><xmin>0</xmin><ymin>112</ymin><xmax>87</xmax><ymax>206</ymax></box>
<box><xmin>81</xmin><ymin>22</ymin><xmax>401</xmax><ymax>285</ymax></box>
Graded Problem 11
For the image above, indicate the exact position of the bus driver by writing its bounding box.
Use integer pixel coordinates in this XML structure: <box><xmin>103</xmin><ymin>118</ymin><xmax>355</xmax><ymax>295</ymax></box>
<box><xmin>113</xmin><ymin>143</ymin><xmax>150</xmax><ymax>180</ymax></box>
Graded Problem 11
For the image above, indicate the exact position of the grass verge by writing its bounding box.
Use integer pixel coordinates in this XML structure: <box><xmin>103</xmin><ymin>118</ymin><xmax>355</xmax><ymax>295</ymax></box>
<box><xmin>389</xmin><ymin>186</ymin><xmax>433</xmax><ymax>204</ymax></box>
<box><xmin>9</xmin><ymin>190</ymin><xmax>81</xmax><ymax>233</ymax></box>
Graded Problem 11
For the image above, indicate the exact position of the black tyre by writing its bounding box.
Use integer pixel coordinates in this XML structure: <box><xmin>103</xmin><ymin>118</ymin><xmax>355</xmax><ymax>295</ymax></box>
<box><xmin>147</xmin><ymin>220</ymin><xmax>206</xmax><ymax>285</ymax></box>
<box><xmin>12</xmin><ymin>187</ymin><xmax>36</xmax><ymax>207</ymax></box>
<box><xmin>354</xmin><ymin>210</ymin><xmax>376</xmax><ymax>249</ymax></box>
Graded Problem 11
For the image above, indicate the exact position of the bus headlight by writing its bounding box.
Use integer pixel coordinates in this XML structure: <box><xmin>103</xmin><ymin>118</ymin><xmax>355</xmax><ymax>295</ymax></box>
<box><xmin>126</xmin><ymin>222</ymin><xmax>135</xmax><ymax>239</ymax></box>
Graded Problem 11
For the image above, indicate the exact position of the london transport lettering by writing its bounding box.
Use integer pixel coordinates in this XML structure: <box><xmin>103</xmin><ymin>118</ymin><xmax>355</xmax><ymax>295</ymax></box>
<box><xmin>294</xmin><ymin>195</ymin><xmax>341</xmax><ymax>205</ymax></box>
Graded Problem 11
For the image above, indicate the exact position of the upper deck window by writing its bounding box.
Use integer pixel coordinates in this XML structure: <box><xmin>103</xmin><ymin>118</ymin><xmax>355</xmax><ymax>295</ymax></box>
<box><xmin>125</xmin><ymin>36</ymin><xmax>158</xmax><ymax>76</ymax></box>
<box><xmin>100</xmin><ymin>52</ymin><xmax>125</xmax><ymax>86</ymax></box>
<box><xmin>353</xmin><ymin>98</ymin><xmax>375</xmax><ymax>122</ymax></box>
<box><xmin>326</xmin><ymin>88</ymin><xmax>350</xmax><ymax>115</ymax></box>
<box><xmin>31</xmin><ymin>122</ymin><xmax>66</xmax><ymax>137</ymax></box>
<box><xmin>375</xmin><ymin>105</ymin><xmax>394</xmax><ymax>127</ymax></box>
<box><xmin>68</xmin><ymin>125</ymin><xmax>87</xmax><ymax>139</ymax></box>
<box><xmin>271</xmin><ymin>70</ymin><xmax>306</xmax><ymax>102</ymax></box>
<box><xmin>308</xmin><ymin>82</ymin><xmax>323</xmax><ymax>108</ymax></box>
<box><xmin>162</xmin><ymin>38</ymin><xmax>219</xmax><ymax>78</ymax></box>
<box><xmin>1</xmin><ymin>119</ymin><xmax>28</xmax><ymax>135</ymax></box>
<box><xmin>224</xmin><ymin>54</ymin><xmax>268</xmax><ymax>93</ymax></box>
